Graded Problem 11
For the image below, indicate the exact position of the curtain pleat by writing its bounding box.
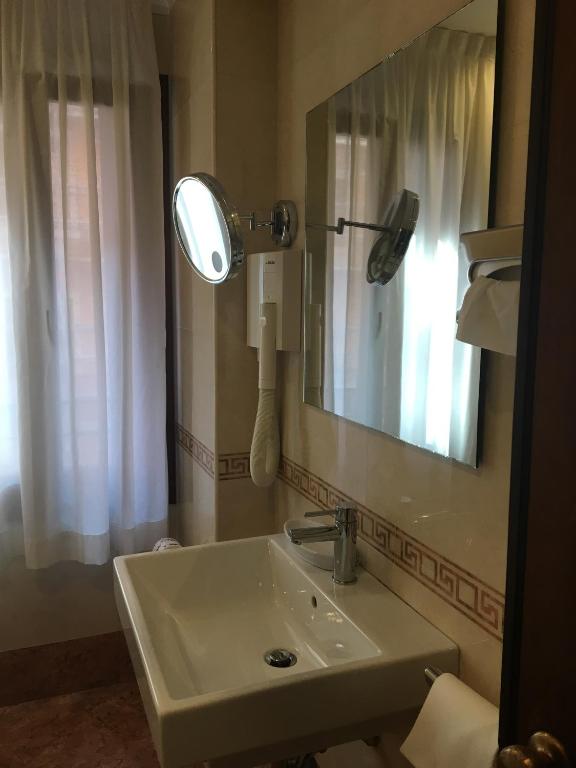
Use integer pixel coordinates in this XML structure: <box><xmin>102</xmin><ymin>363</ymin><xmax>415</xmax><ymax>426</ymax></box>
<box><xmin>323</xmin><ymin>27</ymin><xmax>495</xmax><ymax>465</ymax></box>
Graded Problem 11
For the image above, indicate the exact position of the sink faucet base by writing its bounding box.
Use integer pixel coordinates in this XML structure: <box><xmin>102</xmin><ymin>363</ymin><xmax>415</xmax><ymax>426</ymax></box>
<box><xmin>288</xmin><ymin>506</ymin><xmax>358</xmax><ymax>584</ymax></box>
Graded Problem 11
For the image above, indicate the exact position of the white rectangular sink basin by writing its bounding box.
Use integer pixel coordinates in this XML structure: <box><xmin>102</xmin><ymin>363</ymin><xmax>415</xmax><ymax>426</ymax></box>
<box><xmin>114</xmin><ymin>534</ymin><xmax>458</xmax><ymax>767</ymax></box>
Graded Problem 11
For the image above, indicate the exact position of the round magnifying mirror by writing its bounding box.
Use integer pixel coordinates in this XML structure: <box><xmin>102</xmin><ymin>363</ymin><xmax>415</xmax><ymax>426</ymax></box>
<box><xmin>173</xmin><ymin>173</ymin><xmax>244</xmax><ymax>284</ymax></box>
<box><xmin>366</xmin><ymin>189</ymin><xmax>419</xmax><ymax>286</ymax></box>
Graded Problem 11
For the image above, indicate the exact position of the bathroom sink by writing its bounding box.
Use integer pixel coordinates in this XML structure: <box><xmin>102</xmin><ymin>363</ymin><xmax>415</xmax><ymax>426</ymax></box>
<box><xmin>114</xmin><ymin>534</ymin><xmax>458</xmax><ymax>768</ymax></box>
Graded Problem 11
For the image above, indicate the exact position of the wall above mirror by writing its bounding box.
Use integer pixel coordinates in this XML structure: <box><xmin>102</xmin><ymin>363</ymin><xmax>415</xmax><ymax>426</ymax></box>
<box><xmin>303</xmin><ymin>0</ymin><xmax>500</xmax><ymax>467</ymax></box>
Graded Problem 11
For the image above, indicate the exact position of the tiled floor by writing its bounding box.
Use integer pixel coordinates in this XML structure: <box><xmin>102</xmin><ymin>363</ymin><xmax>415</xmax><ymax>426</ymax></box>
<box><xmin>0</xmin><ymin>674</ymin><xmax>397</xmax><ymax>768</ymax></box>
<box><xmin>0</xmin><ymin>681</ymin><xmax>160</xmax><ymax>768</ymax></box>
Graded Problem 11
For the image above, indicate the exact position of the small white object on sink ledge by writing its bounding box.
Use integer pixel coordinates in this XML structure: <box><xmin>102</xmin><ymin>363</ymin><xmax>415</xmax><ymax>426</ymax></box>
<box><xmin>283</xmin><ymin>516</ymin><xmax>334</xmax><ymax>571</ymax></box>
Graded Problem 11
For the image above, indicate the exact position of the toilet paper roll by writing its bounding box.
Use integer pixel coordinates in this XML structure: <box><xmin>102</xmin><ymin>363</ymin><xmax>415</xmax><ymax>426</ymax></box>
<box><xmin>456</xmin><ymin>276</ymin><xmax>520</xmax><ymax>355</ymax></box>
<box><xmin>400</xmin><ymin>674</ymin><xmax>499</xmax><ymax>768</ymax></box>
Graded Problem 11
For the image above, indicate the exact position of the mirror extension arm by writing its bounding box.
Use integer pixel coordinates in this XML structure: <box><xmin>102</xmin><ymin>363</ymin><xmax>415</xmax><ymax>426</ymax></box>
<box><xmin>306</xmin><ymin>217</ymin><xmax>391</xmax><ymax>235</ymax></box>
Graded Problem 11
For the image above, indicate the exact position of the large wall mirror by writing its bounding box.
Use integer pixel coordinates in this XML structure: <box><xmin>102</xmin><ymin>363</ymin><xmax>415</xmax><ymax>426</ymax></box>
<box><xmin>303</xmin><ymin>0</ymin><xmax>499</xmax><ymax>466</ymax></box>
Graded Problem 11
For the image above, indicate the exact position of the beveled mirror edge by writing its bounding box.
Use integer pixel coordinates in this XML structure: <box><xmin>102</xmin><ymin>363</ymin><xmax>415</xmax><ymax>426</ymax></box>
<box><xmin>172</xmin><ymin>172</ymin><xmax>245</xmax><ymax>285</ymax></box>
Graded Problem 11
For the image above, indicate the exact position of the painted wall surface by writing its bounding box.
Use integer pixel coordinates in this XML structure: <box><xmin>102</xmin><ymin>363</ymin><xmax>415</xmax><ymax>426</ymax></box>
<box><xmin>275</xmin><ymin>0</ymin><xmax>535</xmax><ymax>708</ymax></box>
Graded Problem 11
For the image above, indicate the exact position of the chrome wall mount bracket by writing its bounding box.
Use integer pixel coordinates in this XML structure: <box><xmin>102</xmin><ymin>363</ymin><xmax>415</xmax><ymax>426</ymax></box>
<box><xmin>241</xmin><ymin>200</ymin><xmax>298</xmax><ymax>248</ymax></box>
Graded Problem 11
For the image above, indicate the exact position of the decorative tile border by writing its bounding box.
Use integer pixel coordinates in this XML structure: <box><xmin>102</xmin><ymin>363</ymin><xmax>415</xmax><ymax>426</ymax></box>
<box><xmin>218</xmin><ymin>452</ymin><xmax>251</xmax><ymax>481</ymax></box>
<box><xmin>174</xmin><ymin>433</ymin><xmax>504</xmax><ymax>640</ymax></box>
<box><xmin>176</xmin><ymin>428</ymin><xmax>252</xmax><ymax>482</ymax></box>
<box><xmin>176</xmin><ymin>423</ymin><xmax>215</xmax><ymax>478</ymax></box>
<box><xmin>278</xmin><ymin>455</ymin><xmax>505</xmax><ymax>641</ymax></box>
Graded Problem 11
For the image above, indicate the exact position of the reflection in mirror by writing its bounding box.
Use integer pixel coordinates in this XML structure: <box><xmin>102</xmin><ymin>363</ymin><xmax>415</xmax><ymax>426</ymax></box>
<box><xmin>304</xmin><ymin>0</ymin><xmax>498</xmax><ymax>466</ymax></box>
<box><xmin>173</xmin><ymin>173</ymin><xmax>244</xmax><ymax>284</ymax></box>
<box><xmin>365</xmin><ymin>190</ymin><xmax>419</xmax><ymax>286</ymax></box>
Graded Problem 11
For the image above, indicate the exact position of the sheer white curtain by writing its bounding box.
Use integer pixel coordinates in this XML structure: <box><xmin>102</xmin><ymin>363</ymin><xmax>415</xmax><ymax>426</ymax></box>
<box><xmin>324</xmin><ymin>87</ymin><xmax>405</xmax><ymax>430</ymax></box>
<box><xmin>0</xmin><ymin>0</ymin><xmax>167</xmax><ymax>568</ymax></box>
<box><xmin>325</xmin><ymin>27</ymin><xmax>495</xmax><ymax>464</ymax></box>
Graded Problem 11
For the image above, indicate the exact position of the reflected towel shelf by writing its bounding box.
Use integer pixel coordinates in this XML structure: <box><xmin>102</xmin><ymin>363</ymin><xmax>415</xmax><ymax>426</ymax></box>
<box><xmin>457</xmin><ymin>225</ymin><xmax>523</xmax><ymax>355</ymax></box>
<box><xmin>460</xmin><ymin>224</ymin><xmax>523</xmax><ymax>281</ymax></box>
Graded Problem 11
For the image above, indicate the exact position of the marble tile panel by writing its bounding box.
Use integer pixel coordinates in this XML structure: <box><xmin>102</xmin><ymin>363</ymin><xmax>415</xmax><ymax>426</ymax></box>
<box><xmin>0</xmin><ymin>633</ymin><xmax>132</xmax><ymax>708</ymax></box>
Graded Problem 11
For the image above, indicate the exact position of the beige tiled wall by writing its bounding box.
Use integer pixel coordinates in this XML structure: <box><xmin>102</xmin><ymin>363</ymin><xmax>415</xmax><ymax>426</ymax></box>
<box><xmin>170</xmin><ymin>0</ymin><xmax>217</xmax><ymax>544</ymax></box>
<box><xmin>275</xmin><ymin>0</ymin><xmax>536</xmax><ymax>707</ymax></box>
<box><xmin>170</xmin><ymin>0</ymin><xmax>278</xmax><ymax>543</ymax></box>
<box><xmin>213</xmin><ymin>0</ymin><xmax>279</xmax><ymax>539</ymax></box>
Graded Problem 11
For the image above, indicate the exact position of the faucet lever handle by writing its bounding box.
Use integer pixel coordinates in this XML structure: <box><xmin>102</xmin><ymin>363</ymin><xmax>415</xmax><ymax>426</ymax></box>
<box><xmin>304</xmin><ymin>505</ymin><xmax>357</xmax><ymax>523</ymax></box>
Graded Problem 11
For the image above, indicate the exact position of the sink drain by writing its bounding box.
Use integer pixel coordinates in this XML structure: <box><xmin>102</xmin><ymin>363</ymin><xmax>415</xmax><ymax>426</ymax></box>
<box><xmin>264</xmin><ymin>648</ymin><xmax>297</xmax><ymax>668</ymax></box>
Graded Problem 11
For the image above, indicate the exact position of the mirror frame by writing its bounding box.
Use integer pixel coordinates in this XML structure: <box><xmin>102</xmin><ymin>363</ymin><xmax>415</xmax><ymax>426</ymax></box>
<box><xmin>172</xmin><ymin>172</ymin><xmax>245</xmax><ymax>284</ymax></box>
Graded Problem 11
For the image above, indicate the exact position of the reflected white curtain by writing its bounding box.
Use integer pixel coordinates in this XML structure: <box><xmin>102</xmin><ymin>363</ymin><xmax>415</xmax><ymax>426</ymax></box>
<box><xmin>0</xmin><ymin>0</ymin><xmax>167</xmax><ymax>567</ymax></box>
<box><xmin>324</xmin><ymin>27</ymin><xmax>495</xmax><ymax>464</ymax></box>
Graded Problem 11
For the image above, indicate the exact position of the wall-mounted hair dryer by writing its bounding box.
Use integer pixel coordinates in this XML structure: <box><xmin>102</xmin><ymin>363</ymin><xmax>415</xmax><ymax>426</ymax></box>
<box><xmin>247</xmin><ymin>251</ymin><xmax>301</xmax><ymax>487</ymax></box>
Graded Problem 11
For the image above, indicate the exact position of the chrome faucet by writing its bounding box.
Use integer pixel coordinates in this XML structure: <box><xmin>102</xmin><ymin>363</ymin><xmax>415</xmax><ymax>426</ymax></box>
<box><xmin>288</xmin><ymin>506</ymin><xmax>358</xmax><ymax>584</ymax></box>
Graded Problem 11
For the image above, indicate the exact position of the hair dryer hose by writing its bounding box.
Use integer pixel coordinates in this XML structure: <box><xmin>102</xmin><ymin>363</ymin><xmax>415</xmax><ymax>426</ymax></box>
<box><xmin>250</xmin><ymin>389</ymin><xmax>280</xmax><ymax>487</ymax></box>
<box><xmin>250</xmin><ymin>302</ymin><xmax>279</xmax><ymax>487</ymax></box>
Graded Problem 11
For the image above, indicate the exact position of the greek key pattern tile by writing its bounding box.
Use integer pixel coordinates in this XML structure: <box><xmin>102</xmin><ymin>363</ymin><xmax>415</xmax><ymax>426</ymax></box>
<box><xmin>218</xmin><ymin>452</ymin><xmax>251</xmax><ymax>481</ymax></box>
<box><xmin>176</xmin><ymin>424</ymin><xmax>215</xmax><ymax>478</ymax></box>
<box><xmin>278</xmin><ymin>455</ymin><xmax>505</xmax><ymax>641</ymax></box>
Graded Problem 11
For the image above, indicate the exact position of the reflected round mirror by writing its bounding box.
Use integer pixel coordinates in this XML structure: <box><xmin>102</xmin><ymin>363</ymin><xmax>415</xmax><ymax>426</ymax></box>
<box><xmin>172</xmin><ymin>173</ymin><xmax>244</xmax><ymax>284</ymax></box>
<box><xmin>366</xmin><ymin>189</ymin><xmax>420</xmax><ymax>285</ymax></box>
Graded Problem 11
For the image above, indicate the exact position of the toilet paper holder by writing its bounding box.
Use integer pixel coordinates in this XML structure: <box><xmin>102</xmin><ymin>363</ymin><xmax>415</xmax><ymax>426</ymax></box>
<box><xmin>424</xmin><ymin>666</ymin><xmax>443</xmax><ymax>686</ymax></box>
